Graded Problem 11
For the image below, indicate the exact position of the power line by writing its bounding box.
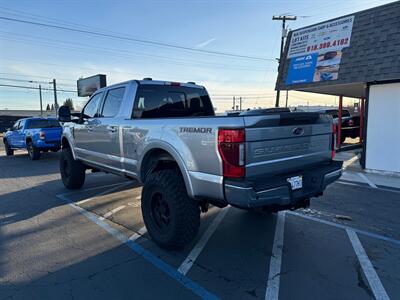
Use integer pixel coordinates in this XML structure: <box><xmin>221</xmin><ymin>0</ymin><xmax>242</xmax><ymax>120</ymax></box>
<box><xmin>0</xmin><ymin>33</ymin><xmax>272</xmax><ymax>72</ymax></box>
<box><xmin>0</xmin><ymin>83</ymin><xmax>76</xmax><ymax>93</ymax></box>
<box><xmin>0</xmin><ymin>16</ymin><xmax>274</xmax><ymax>61</ymax></box>
<box><xmin>1</xmin><ymin>57</ymin><xmax>268</xmax><ymax>84</ymax></box>
<box><xmin>0</xmin><ymin>72</ymin><xmax>75</xmax><ymax>82</ymax></box>
<box><xmin>0</xmin><ymin>77</ymin><xmax>49</xmax><ymax>84</ymax></box>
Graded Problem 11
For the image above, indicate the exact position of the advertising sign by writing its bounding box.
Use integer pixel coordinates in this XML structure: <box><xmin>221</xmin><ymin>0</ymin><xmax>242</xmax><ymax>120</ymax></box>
<box><xmin>287</xmin><ymin>15</ymin><xmax>354</xmax><ymax>59</ymax></box>
<box><xmin>77</xmin><ymin>74</ymin><xmax>107</xmax><ymax>97</ymax></box>
<box><xmin>286</xmin><ymin>15</ymin><xmax>354</xmax><ymax>85</ymax></box>
<box><xmin>286</xmin><ymin>53</ymin><xmax>318</xmax><ymax>85</ymax></box>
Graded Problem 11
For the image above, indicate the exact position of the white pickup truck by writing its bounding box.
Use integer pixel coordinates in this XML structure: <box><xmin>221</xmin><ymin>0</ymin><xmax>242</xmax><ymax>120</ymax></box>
<box><xmin>58</xmin><ymin>79</ymin><xmax>342</xmax><ymax>249</ymax></box>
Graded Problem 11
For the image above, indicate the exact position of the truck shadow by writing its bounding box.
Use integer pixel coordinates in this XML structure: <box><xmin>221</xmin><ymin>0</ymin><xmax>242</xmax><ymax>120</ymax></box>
<box><xmin>0</xmin><ymin>151</ymin><xmax>61</xmax><ymax>178</ymax></box>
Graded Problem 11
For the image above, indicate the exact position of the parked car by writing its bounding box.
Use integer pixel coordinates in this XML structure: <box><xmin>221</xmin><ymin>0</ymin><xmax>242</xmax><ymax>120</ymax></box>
<box><xmin>318</xmin><ymin>109</ymin><xmax>359</xmax><ymax>143</ymax></box>
<box><xmin>58</xmin><ymin>79</ymin><xmax>342</xmax><ymax>249</ymax></box>
<box><xmin>3</xmin><ymin>118</ymin><xmax>62</xmax><ymax>160</ymax></box>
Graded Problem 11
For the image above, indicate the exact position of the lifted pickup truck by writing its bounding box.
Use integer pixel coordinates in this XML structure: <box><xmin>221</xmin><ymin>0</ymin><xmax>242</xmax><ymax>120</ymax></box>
<box><xmin>58</xmin><ymin>79</ymin><xmax>342</xmax><ymax>249</ymax></box>
<box><xmin>3</xmin><ymin>118</ymin><xmax>62</xmax><ymax>160</ymax></box>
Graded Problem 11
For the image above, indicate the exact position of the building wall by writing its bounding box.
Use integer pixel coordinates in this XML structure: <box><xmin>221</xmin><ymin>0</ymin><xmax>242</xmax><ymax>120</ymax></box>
<box><xmin>366</xmin><ymin>82</ymin><xmax>400</xmax><ymax>173</ymax></box>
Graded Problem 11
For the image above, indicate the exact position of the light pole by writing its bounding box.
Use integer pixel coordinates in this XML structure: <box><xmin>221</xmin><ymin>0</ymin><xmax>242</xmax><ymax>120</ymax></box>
<box><xmin>272</xmin><ymin>15</ymin><xmax>296</xmax><ymax>107</ymax></box>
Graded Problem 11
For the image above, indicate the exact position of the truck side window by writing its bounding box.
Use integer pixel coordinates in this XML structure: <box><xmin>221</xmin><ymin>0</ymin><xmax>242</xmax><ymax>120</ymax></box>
<box><xmin>12</xmin><ymin>121</ymin><xmax>20</xmax><ymax>131</ymax></box>
<box><xmin>18</xmin><ymin>120</ymin><xmax>25</xmax><ymax>129</ymax></box>
<box><xmin>100</xmin><ymin>87</ymin><xmax>125</xmax><ymax>118</ymax></box>
<box><xmin>132</xmin><ymin>85</ymin><xmax>214</xmax><ymax>118</ymax></box>
<box><xmin>82</xmin><ymin>92</ymin><xmax>103</xmax><ymax>119</ymax></box>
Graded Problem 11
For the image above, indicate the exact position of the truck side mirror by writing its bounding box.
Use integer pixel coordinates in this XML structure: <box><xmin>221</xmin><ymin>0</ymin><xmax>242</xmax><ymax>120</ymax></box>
<box><xmin>58</xmin><ymin>105</ymin><xmax>71</xmax><ymax>122</ymax></box>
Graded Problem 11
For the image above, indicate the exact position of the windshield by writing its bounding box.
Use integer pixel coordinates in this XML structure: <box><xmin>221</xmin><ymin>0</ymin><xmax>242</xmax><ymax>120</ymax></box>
<box><xmin>27</xmin><ymin>119</ymin><xmax>61</xmax><ymax>129</ymax></box>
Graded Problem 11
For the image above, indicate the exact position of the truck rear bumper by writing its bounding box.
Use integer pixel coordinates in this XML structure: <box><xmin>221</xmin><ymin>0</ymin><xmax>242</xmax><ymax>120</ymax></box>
<box><xmin>224</xmin><ymin>161</ymin><xmax>342</xmax><ymax>209</ymax></box>
<box><xmin>35</xmin><ymin>140</ymin><xmax>61</xmax><ymax>149</ymax></box>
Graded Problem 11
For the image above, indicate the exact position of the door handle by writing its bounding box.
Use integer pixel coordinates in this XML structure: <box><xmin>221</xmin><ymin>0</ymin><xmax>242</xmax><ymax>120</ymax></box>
<box><xmin>107</xmin><ymin>125</ymin><xmax>118</xmax><ymax>133</ymax></box>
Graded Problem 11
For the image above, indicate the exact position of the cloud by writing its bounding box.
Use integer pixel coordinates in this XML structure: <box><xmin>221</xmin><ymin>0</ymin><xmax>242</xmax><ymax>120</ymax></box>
<box><xmin>195</xmin><ymin>37</ymin><xmax>216</xmax><ymax>49</ymax></box>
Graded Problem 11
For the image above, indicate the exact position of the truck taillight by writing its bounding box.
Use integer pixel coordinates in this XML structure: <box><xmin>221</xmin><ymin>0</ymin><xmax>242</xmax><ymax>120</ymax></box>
<box><xmin>218</xmin><ymin>129</ymin><xmax>245</xmax><ymax>178</ymax></box>
<box><xmin>39</xmin><ymin>131</ymin><xmax>45</xmax><ymax>140</ymax></box>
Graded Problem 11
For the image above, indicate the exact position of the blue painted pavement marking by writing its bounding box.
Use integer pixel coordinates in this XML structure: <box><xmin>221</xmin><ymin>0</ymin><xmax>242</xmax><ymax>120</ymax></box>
<box><xmin>57</xmin><ymin>193</ymin><xmax>219</xmax><ymax>300</ymax></box>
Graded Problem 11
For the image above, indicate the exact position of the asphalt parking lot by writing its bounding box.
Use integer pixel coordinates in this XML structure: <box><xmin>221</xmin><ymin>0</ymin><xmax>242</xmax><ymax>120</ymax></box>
<box><xmin>1</xmin><ymin>148</ymin><xmax>399</xmax><ymax>300</ymax></box>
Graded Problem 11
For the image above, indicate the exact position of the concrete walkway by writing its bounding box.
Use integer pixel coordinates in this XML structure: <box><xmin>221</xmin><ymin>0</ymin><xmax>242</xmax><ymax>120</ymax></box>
<box><xmin>335</xmin><ymin>150</ymin><xmax>400</xmax><ymax>189</ymax></box>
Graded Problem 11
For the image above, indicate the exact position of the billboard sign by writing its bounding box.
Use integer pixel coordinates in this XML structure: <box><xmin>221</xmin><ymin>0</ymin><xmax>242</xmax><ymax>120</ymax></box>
<box><xmin>287</xmin><ymin>15</ymin><xmax>354</xmax><ymax>59</ymax></box>
<box><xmin>77</xmin><ymin>74</ymin><xmax>107</xmax><ymax>97</ymax></box>
<box><xmin>286</xmin><ymin>53</ymin><xmax>318</xmax><ymax>85</ymax></box>
<box><xmin>286</xmin><ymin>15</ymin><xmax>354</xmax><ymax>85</ymax></box>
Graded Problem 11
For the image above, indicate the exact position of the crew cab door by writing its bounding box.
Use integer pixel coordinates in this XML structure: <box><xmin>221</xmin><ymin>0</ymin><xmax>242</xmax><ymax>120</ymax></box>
<box><xmin>74</xmin><ymin>92</ymin><xmax>104</xmax><ymax>163</ymax></box>
<box><xmin>92</xmin><ymin>86</ymin><xmax>126</xmax><ymax>170</ymax></box>
<box><xmin>8</xmin><ymin>120</ymin><xmax>20</xmax><ymax>147</ymax></box>
<box><xmin>16</xmin><ymin>120</ymin><xmax>27</xmax><ymax>148</ymax></box>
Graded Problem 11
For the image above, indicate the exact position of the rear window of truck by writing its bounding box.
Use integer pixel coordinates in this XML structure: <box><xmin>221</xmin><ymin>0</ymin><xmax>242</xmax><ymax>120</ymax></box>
<box><xmin>27</xmin><ymin>119</ymin><xmax>61</xmax><ymax>129</ymax></box>
<box><xmin>132</xmin><ymin>85</ymin><xmax>214</xmax><ymax>118</ymax></box>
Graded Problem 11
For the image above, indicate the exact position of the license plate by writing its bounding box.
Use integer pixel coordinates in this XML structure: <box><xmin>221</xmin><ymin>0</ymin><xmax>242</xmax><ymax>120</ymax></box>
<box><xmin>287</xmin><ymin>175</ymin><xmax>303</xmax><ymax>190</ymax></box>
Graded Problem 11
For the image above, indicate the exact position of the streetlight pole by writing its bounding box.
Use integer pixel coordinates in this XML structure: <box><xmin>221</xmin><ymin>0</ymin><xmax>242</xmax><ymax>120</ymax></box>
<box><xmin>272</xmin><ymin>15</ymin><xmax>297</xmax><ymax>108</ymax></box>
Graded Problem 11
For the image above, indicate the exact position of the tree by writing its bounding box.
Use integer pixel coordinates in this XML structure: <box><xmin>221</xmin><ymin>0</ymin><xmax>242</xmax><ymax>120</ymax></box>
<box><xmin>46</xmin><ymin>104</ymin><xmax>50</xmax><ymax>111</ymax></box>
<box><xmin>63</xmin><ymin>98</ymin><xmax>74</xmax><ymax>111</ymax></box>
<box><xmin>51</xmin><ymin>104</ymin><xmax>54</xmax><ymax>110</ymax></box>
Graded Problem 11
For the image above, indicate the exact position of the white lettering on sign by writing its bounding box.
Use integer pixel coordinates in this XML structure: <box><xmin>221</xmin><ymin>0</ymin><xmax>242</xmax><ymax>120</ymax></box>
<box><xmin>287</xmin><ymin>16</ymin><xmax>354</xmax><ymax>59</ymax></box>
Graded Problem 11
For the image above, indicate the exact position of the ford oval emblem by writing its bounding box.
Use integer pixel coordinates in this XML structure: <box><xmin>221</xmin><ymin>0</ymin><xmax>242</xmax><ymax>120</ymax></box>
<box><xmin>293</xmin><ymin>127</ymin><xmax>304</xmax><ymax>136</ymax></box>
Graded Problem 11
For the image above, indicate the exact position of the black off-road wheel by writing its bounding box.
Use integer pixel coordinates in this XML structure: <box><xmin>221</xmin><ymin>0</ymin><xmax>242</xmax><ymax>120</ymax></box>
<box><xmin>4</xmin><ymin>140</ymin><xmax>14</xmax><ymax>156</ymax></box>
<box><xmin>60</xmin><ymin>147</ymin><xmax>86</xmax><ymax>189</ymax></box>
<box><xmin>141</xmin><ymin>169</ymin><xmax>200</xmax><ymax>249</ymax></box>
<box><xmin>27</xmin><ymin>141</ymin><xmax>41</xmax><ymax>160</ymax></box>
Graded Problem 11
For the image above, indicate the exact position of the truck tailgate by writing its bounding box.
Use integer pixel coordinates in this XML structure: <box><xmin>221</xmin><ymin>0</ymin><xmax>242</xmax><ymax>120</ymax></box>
<box><xmin>43</xmin><ymin>127</ymin><xmax>62</xmax><ymax>142</ymax></box>
<box><xmin>244</xmin><ymin>112</ymin><xmax>333</xmax><ymax>178</ymax></box>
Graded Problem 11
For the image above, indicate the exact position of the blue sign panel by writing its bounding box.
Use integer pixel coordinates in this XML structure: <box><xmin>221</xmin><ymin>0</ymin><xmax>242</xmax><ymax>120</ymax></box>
<box><xmin>286</xmin><ymin>53</ymin><xmax>318</xmax><ymax>85</ymax></box>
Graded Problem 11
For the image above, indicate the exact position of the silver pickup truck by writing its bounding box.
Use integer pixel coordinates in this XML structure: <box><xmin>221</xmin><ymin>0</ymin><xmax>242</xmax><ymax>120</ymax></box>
<box><xmin>58</xmin><ymin>79</ymin><xmax>342</xmax><ymax>249</ymax></box>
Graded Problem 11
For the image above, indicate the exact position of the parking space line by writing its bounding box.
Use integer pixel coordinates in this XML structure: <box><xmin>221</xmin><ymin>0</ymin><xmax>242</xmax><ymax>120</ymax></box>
<box><xmin>337</xmin><ymin>179</ymin><xmax>400</xmax><ymax>194</ymax></box>
<box><xmin>337</xmin><ymin>180</ymin><xmax>366</xmax><ymax>187</ymax></box>
<box><xmin>289</xmin><ymin>211</ymin><xmax>400</xmax><ymax>246</ymax></box>
<box><xmin>128</xmin><ymin>226</ymin><xmax>147</xmax><ymax>241</ymax></box>
<box><xmin>60</xmin><ymin>182</ymin><xmax>128</xmax><ymax>197</ymax></box>
<box><xmin>76</xmin><ymin>181</ymin><xmax>132</xmax><ymax>205</ymax></box>
<box><xmin>128</xmin><ymin>201</ymin><xmax>141</xmax><ymax>208</ymax></box>
<box><xmin>99</xmin><ymin>205</ymin><xmax>126</xmax><ymax>221</ymax></box>
<box><xmin>342</xmin><ymin>155</ymin><xmax>359</xmax><ymax>170</ymax></box>
<box><xmin>178</xmin><ymin>207</ymin><xmax>230</xmax><ymax>276</ymax></box>
<box><xmin>57</xmin><ymin>193</ymin><xmax>219</xmax><ymax>300</ymax></box>
<box><xmin>346</xmin><ymin>229</ymin><xmax>390</xmax><ymax>300</ymax></box>
<box><xmin>358</xmin><ymin>173</ymin><xmax>378</xmax><ymax>189</ymax></box>
<box><xmin>265</xmin><ymin>211</ymin><xmax>286</xmax><ymax>300</ymax></box>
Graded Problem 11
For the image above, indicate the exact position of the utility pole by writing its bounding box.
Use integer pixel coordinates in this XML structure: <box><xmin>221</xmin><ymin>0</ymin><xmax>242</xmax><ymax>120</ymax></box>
<box><xmin>285</xmin><ymin>90</ymin><xmax>289</xmax><ymax>107</ymax></box>
<box><xmin>232</xmin><ymin>96</ymin><xmax>236</xmax><ymax>110</ymax></box>
<box><xmin>272</xmin><ymin>15</ymin><xmax>297</xmax><ymax>108</ymax></box>
<box><xmin>239</xmin><ymin>97</ymin><xmax>242</xmax><ymax>111</ymax></box>
<box><xmin>39</xmin><ymin>84</ymin><xmax>43</xmax><ymax>117</ymax></box>
<box><xmin>51</xmin><ymin>79</ymin><xmax>58</xmax><ymax>117</ymax></box>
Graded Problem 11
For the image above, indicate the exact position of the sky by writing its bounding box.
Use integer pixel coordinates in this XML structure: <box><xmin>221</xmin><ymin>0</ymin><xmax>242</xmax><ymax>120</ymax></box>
<box><xmin>0</xmin><ymin>0</ymin><xmax>395</xmax><ymax>112</ymax></box>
